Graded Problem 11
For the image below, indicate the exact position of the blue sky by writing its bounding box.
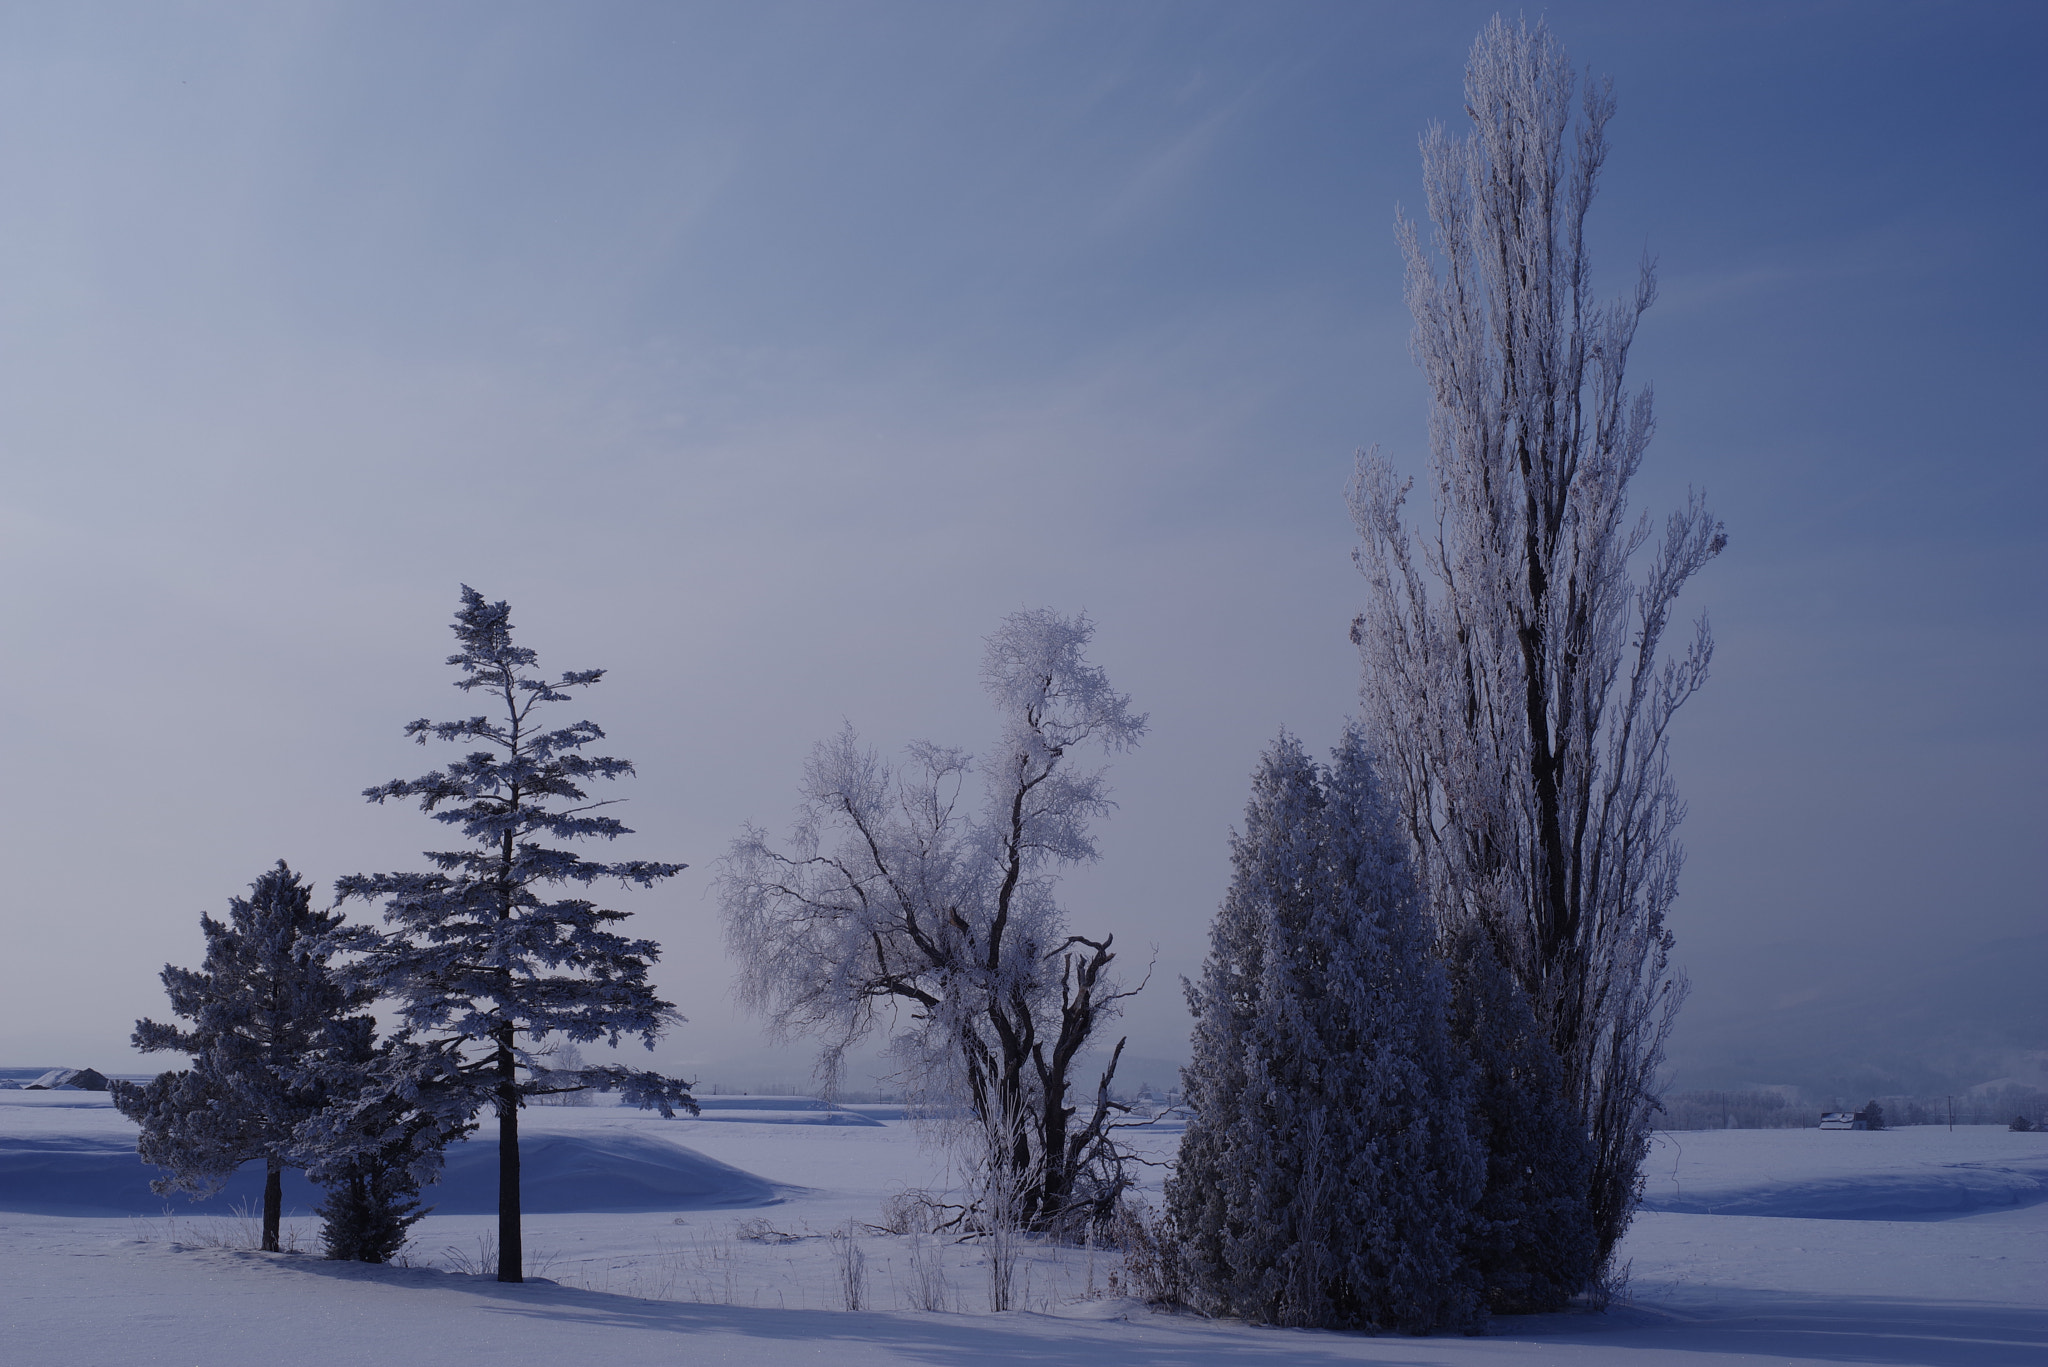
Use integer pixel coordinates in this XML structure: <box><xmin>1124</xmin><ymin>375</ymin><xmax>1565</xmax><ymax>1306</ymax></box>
<box><xmin>1</xmin><ymin>2</ymin><xmax>2040</xmax><ymax>1086</ymax></box>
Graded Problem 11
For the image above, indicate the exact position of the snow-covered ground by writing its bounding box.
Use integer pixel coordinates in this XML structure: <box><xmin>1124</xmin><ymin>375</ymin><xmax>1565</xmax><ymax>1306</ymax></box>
<box><xmin>4</xmin><ymin>1090</ymin><xmax>2043</xmax><ymax>1366</ymax></box>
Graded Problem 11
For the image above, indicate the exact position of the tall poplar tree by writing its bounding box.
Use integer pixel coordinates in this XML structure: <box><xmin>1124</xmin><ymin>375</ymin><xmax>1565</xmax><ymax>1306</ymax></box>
<box><xmin>340</xmin><ymin>586</ymin><xmax>695</xmax><ymax>1282</ymax></box>
<box><xmin>1351</xmin><ymin>15</ymin><xmax>1721</xmax><ymax>1265</ymax></box>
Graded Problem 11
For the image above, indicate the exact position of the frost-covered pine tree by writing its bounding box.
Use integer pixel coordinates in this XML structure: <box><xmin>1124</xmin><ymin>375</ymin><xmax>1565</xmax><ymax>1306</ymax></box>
<box><xmin>1350</xmin><ymin>15</ymin><xmax>1720</xmax><ymax>1265</ymax></box>
<box><xmin>1170</xmin><ymin>731</ymin><xmax>1482</xmax><ymax>1332</ymax></box>
<box><xmin>112</xmin><ymin>861</ymin><xmax>362</xmax><ymax>1252</ymax></box>
<box><xmin>339</xmin><ymin>586</ymin><xmax>696</xmax><ymax>1282</ymax></box>
<box><xmin>1442</xmin><ymin>920</ymin><xmax>1596</xmax><ymax>1312</ymax></box>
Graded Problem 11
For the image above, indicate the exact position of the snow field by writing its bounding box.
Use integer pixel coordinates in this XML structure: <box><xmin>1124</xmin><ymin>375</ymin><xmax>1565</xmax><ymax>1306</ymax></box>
<box><xmin>5</xmin><ymin>1092</ymin><xmax>2045</xmax><ymax>1366</ymax></box>
<box><xmin>426</xmin><ymin>1101</ymin><xmax>1180</xmax><ymax>1313</ymax></box>
<box><xmin>1638</xmin><ymin>1124</ymin><xmax>2048</xmax><ymax>1219</ymax></box>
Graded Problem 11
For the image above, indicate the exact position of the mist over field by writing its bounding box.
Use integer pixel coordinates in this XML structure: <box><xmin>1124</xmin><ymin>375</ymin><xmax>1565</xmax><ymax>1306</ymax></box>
<box><xmin>1667</xmin><ymin>932</ymin><xmax>2048</xmax><ymax>1103</ymax></box>
<box><xmin>0</xmin><ymin>0</ymin><xmax>2040</xmax><ymax>1122</ymax></box>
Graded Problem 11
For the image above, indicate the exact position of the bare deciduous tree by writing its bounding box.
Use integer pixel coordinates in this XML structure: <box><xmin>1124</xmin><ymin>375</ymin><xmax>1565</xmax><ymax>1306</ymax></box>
<box><xmin>719</xmin><ymin>609</ymin><xmax>1147</xmax><ymax>1236</ymax></box>
<box><xmin>1350</xmin><ymin>15</ymin><xmax>1724</xmax><ymax>1265</ymax></box>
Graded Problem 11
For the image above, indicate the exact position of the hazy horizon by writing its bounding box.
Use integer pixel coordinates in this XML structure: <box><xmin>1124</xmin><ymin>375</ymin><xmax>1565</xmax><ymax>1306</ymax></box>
<box><xmin>3</xmin><ymin>3</ymin><xmax>2041</xmax><ymax>1100</ymax></box>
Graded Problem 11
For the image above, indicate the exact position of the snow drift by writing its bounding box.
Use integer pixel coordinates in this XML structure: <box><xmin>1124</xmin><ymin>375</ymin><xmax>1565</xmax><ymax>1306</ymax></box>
<box><xmin>0</xmin><ymin>1126</ymin><xmax>785</xmax><ymax>1217</ymax></box>
<box><xmin>1640</xmin><ymin>1160</ymin><xmax>2048</xmax><ymax>1220</ymax></box>
<box><xmin>1638</xmin><ymin>1127</ymin><xmax>2048</xmax><ymax>1220</ymax></box>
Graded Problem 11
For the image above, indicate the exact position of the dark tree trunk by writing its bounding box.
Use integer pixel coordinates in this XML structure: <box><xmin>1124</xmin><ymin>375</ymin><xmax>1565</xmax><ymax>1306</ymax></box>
<box><xmin>1030</xmin><ymin>940</ymin><xmax>1121</xmax><ymax>1235</ymax></box>
<box><xmin>262</xmin><ymin>1157</ymin><xmax>283</xmax><ymax>1253</ymax></box>
<box><xmin>496</xmin><ymin>1032</ymin><xmax>523</xmax><ymax>1282</ymax></box>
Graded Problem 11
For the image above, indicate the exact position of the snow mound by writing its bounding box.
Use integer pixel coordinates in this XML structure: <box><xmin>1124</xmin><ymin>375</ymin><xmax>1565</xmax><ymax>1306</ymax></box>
<box><xmin>0</xmin><ymin>1129</ymin><xmax>785</xmax><ymax>1218</ymax></box>
<box><xmin>1639</xmin><ymin>1128</ymin><xmax>2048</xmax><ymax>1221</ymax></box>
<box><xmin>438</xmin><ymin>1132</ymin><xmax>786</xmax><ymax>1212</ymax></box>
<box><xmin>1642</xmin><ymin>1162</ymin><xmax>2048</xmax><ymax>1220</ymax></box>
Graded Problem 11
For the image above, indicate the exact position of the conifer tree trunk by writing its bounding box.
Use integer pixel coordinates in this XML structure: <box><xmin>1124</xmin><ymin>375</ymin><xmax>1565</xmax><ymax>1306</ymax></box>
<box><xmin>262</xmin><ymin>1157</ymin><xmax>283</xmax><ymax>1253</ymax></box>
<box><xmin>494</xmin><ymin>781</ymin><xmax>524</xmax><ymax>1283</ymax></box>
<box><xmin>496</xmin><ymin>1030</ymin><xmax>522</xmax><ymax>1282</ymax></box>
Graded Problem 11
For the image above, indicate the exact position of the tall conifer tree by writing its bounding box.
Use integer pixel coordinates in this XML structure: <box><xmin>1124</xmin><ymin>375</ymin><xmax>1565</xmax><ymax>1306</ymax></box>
<box><xmin>1170</xmin><ymin>731</ymin><xmax>1482</xmax><ymax>1332</ymax></box>
<box><xmin>339</xmin><ymin>586</ymin><xmax>694</xmax><ymax>1282</ymax></box>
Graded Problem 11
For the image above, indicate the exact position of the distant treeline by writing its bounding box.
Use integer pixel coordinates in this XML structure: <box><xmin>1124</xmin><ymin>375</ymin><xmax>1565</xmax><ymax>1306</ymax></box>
<box><xmin>1659</xmin><ymin>1091</ymin><xmax>1811</xmax><ymax>1130</ymax></box>
<box><xmin>1659</xmin><ymin>1086</ymin><xmax>2048</xmax><ymax>1130</ymax></box>
<box><xmin>1882</xmin><ymin>1086</ymin><xmax>2048</xmax><ymax>1129</ymax></box>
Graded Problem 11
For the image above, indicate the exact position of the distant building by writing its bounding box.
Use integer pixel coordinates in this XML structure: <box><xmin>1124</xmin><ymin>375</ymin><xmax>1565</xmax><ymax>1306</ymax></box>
<box><xmin>23</xmin><ymin>1067</ymin><xmax>108</xmax><ymax>1091</ymax></box>
<box><xmin>1818</xmin><ymin>1102</ymin><xmax>1883</xmax><ymax>1131</ymax></box>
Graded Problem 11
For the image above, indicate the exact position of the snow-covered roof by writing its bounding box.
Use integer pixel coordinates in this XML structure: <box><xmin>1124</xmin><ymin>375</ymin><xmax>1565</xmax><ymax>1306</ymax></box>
<box><xmin>25</xmin><ymin>1068</ymin><xmax>107</xmax><ymax>1092</ymax></box>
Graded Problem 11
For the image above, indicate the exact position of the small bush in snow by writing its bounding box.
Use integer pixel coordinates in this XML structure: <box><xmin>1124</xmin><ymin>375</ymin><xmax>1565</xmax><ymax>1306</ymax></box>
<box><xmin>316</xmin><ymin>1157</ymin><xmax>424</xmax><ymax>1264</ymax></box>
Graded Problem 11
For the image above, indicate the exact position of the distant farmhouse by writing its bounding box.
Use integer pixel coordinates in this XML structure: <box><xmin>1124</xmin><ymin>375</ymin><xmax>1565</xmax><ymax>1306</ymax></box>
<box><xmin>1819</xmin><ymin>1101</ymin><xmax>1885</xmax><ymax>1131</ymax></box>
